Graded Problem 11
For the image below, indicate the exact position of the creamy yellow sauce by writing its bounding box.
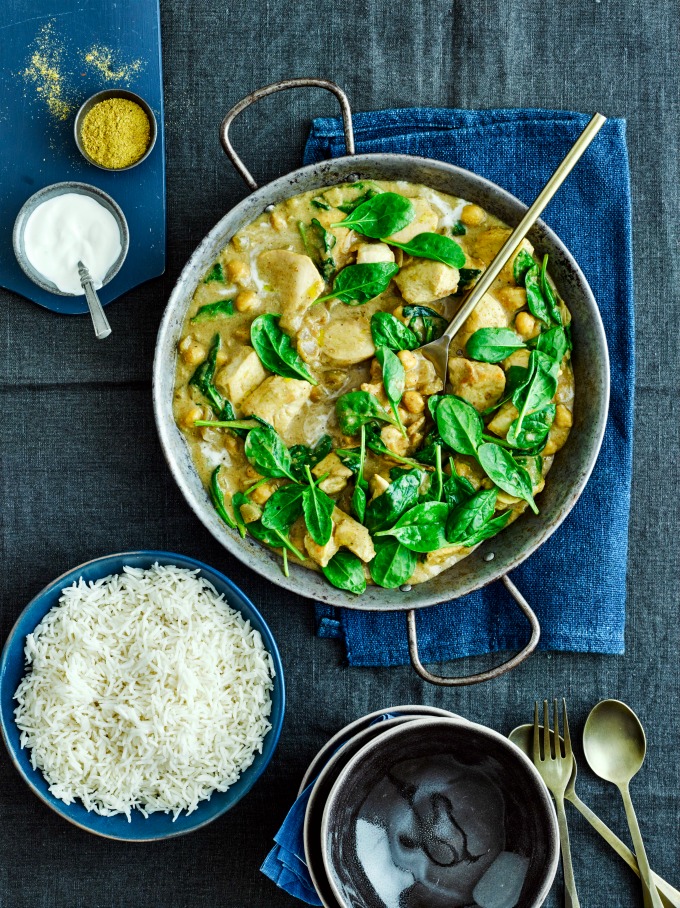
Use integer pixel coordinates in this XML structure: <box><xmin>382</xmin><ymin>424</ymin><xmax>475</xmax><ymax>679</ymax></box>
<box><xmin>173</xmin><ymin>180</ymin><xmax>574</xmax><ymax>587</ymax></box>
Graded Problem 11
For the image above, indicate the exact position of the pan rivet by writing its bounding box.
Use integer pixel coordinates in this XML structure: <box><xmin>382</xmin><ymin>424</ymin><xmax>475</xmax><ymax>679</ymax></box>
<box><xmin>483</xmin><ymin>552</ymin><xmax>495</xmax><ymax>562</ymax></box>
<box><xmin>264</xmin><ymin>204</ymin><xmax>275</xmax><ymax>213</ymax></box>
<box><xmin>347</xmin><ymin>172</ymin><xmax>359</xmax><ymax>182</ymax></box>
<box><xmin>400</xmin><ymin>584</ymin><xmax>412</xmax><ymax>592</ymax></box>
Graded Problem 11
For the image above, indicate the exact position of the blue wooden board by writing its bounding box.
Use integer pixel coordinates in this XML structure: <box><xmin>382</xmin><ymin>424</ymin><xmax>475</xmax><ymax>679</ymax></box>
<box><xmin>0</xmin><ymin>0</ymin><xmax>166</xmax><ymax>314</ymax></box>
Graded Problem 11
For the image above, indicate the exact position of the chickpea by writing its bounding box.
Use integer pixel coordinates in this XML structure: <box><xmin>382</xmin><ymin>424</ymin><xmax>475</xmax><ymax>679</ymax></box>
<box><xmin>403</xmin><ymin>390</ymin><xmax>425</xmax><ymax>414</ymax></box>
<box><xmin>497</xmin><ymin>287</ymin><xmax>527</xmax><ymax>312</ymax></box>
<box><xmin>180</xmin><ymin>340</ymin><xmax>206</xmax><ymax>366</ymax></box>
<box><xmin>397</xmin><ymin>349</ymin><xmax>418</xmax><ymax>371</ymax></box>
<box><xmin>226</xmin><ymin>259</ymin><xmax>250</xmax><ymax>283</ymax></box>
<box><xmin>515</xmin><ymin>311</ymin><xmax>541</xmax><ymax>340</ymax></box>
<box><xmin>235</xmin><ymin>290</ymin><xmax>260</xmax><ymax>312</ymax></box>
<box><xmin>181</xmin><ymin>405</ymin><xmax>203</xmax><ymax>429</ymax></box>
<box><xmin>460</xmin><ymin>204</ymin><xmax>486</xmax><ymax>227</ymax></box>
<box><xmin>555</xmin><ymin>404</ymin><xmax>573</xmax><ymax>428</ymax></box>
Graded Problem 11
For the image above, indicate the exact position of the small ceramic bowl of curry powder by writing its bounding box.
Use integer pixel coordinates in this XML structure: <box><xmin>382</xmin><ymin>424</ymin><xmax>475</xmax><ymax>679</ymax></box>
<box><xmin>74</xmin><ymin>89</ymin><xmax>157</xmax><ymax>171</ymax></box>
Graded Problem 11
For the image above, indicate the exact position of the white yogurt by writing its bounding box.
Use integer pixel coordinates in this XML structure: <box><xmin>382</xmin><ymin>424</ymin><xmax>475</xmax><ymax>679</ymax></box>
<box><xmin>23</xmin><ymin>193</ymin><xmax>122</xmax><ymax>295</ymax></box>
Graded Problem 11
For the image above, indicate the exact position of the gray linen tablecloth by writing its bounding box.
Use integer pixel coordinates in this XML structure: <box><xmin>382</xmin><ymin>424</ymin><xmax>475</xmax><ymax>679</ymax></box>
<box><xmin>1</xmin><ymin>0</ymin><xmax>678</xmax><ymax>905</ymax></box>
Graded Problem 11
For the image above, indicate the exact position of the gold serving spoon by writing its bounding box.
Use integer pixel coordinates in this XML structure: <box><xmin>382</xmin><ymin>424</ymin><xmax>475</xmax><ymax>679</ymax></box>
<box><xmin>509</xmin><ymin>724</ymin><xmax>680</xmax><ymax>908</ymax></box>
<box><xmin>583</xmin><ymin>700</ymin><xmax>665</xmax><ymax>908</ymax></box>
<box><xmin>418</xmin><ymin>113</ymin><xmax>606</xmax><ymax>384</ymax></box>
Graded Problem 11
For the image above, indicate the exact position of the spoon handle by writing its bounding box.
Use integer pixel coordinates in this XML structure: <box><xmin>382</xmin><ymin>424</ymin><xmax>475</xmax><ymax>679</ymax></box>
<box><xmin>620</xmin><ymin>784</ymin><xmax>664</xmax><ymax>908</ymax></box>
<box><xmin>555</xmin><ymin>794</ymin><xmax>580</xmax><ymax>908</ymax></box>
<box><xmin>78</xmin><ymin>261</ymin><xmax>112</xmax><ymax>340</ymax></box>
<box><xmin>568</xmin><ymin>793</ymin><xmax>680</xmax><ymax>908</ymax></box>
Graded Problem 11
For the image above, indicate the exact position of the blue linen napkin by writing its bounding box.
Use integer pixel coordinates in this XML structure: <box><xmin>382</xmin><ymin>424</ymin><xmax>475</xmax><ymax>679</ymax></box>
<box><xmin>304</xmin><ymin>109</ymin><xmax>634</xmax><ymax>666</ymax></box>
<box><xmin>261</xmin><ymin>713</ymin><xmax>397</xmax><ymax>903</ymax></box>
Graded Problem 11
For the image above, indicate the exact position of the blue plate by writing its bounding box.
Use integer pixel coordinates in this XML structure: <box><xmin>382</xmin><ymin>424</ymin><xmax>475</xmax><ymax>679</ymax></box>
<box><xmin>0</xmin><ymin>551</ymin><xmax>285</xmax><ymax>841</ymax></box>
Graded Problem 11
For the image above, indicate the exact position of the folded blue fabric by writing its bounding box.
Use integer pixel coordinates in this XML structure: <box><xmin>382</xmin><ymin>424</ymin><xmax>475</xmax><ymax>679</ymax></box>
<box><xmin>304</xmin><ymin>108</ymin><xmax>634</xmax><ymax>666</ymax></box>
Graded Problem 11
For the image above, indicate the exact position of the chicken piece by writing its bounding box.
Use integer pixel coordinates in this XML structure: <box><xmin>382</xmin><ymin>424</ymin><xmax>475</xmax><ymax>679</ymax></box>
<box><xmin>404</xmin><ymin>352</ymin><xmax>445</xmax><ymax>397</ymax></box>
<box><xmin>472</xmin><ymin>229</ymin><xmax>535</xmax><ymax>283</ymax></box>
<box><xmin>355</xmin><ymin>242</ymin><xmax>395</xmax><ymax>265</ymax></box>
<box><xmin>241</xmin><ymin>376</ymin><xmax>312</xmax><ymax>437</ymax></box>
<box><xmin>453</xmin><ymin>292</ymin><xmax>510</xmax><ymax>349</ymax></box>
<box><xmin>503</xmin><ymin>349</ymin><xmax>531</xmax><ymax>370</ymax></box>
<box><xmin>257</xmin><ymin>250</ymin><xmax>324</xmax><ymax>334</ymax></box>
<box><xmin>380</xmin><ymin>425</ymin><xmax>411</xmax><ymax>457</ymax></box>
<box><xmin>304</xmin><ymin>532</ymin><xmax>339</xmax><ymax>568</ymax></box>
<box><xmin>453</xmin><ymin>457</ymin><xmax>487</xmax><ymax>491</ymax></box>
<box><xmin>394</xmin><ymin>259</ymin><xmax>459</xmax><ymax>304</ymax></box>
<box><xmin>332</xmin><ymin>508</ymin><xmax>376</xmax><ymax>563</ymax></box>
<box><xmin>448</xmin><ymin>357</ymin><xmax>506</xmax><ymax>412</ymax></box>
<box><xmin>369</xmin><ymin>474</ymin><xmax>390</xmax><ymax>501</ymax></box>
<box><xmin>322</xmin><ymin>317</ymin><xmax>376</xmax><ymax>366</ymax></box>
<box><xmin>542</xmin><ymin>423</ymin><xmax>571</xmax><ymax>455</ymax></box>
<box><xmin>215</xmin><ymin>346</ymin><xmax>268</xmax><ymax>407</ymax></box>
<box><xmin>312</xmin><ymin>452</ymin><xmax>353</xmax><ymax>495</ymax></box>
<box><xmin>497</xmin><ymin>286</ymin><xmax>528</xmax><ymax>314</ymax></box>
<box><xmin>385</xmin><ymin>198</ymin><xmax>439</xmax><ymax>244</ymax></box>
<box><xmin>486</xmin><ymin>402</ymin><xmax>520</xmax><ymax>438</ymax></box>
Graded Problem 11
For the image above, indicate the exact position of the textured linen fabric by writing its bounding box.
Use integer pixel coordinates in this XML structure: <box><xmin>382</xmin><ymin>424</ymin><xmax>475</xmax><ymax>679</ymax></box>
<box><xmin>306</xmin><ymin>110</ymin><xmax>634</xmax><ymax>666</ymax></box>
<box><xmin>1</xmin><ymin>1</ymin><xmax>679</xmax><ymax>906</ymax></box>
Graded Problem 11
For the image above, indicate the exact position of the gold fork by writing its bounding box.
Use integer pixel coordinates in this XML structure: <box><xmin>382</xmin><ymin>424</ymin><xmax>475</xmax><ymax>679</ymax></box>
<box><xmin>534</xmin><ymin>699</ymin><xmax>580</xmax><ymax>908</ymax></box>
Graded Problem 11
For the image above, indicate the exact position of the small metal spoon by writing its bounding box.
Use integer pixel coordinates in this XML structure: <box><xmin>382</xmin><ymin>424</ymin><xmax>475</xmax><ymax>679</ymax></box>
<box><xmin>583</xmin><ymin>700</ymin><xmax>664</xmax><ymax>908</ymax></box>
<box><xmin>509</xmin><ymin>724</ymin><xmax>680</xmax><ymax>908</ymax></box>
<box><xmin>78</xmin><ymin>260</ymin><xmax>112</xmax><ymax>340</ymax></box>
<box><xmin>418</xmin><ymin>112</ymin><xmax>606</xmax><ymax>384</ymax></box>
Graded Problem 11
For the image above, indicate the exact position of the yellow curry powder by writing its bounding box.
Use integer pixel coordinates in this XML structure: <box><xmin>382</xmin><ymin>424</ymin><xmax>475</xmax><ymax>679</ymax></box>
<box><xmin>81</xmin><ymin>98</ymin><xmax>151</xmax><ymax>169</ymax></box>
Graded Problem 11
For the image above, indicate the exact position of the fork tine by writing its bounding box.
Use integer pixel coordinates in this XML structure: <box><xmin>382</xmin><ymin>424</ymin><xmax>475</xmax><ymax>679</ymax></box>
<box><xmin>543</xmin><ymin>699</ymin><xmax>551</xmax><ymax>759</ymax></box>
<box><xmin>553</xmin><ymin>698</ymin><xmax>562</xmax><ymax>757</ymax></box>
<box><xmin>562</xmin><ymin>698</ymin><xmax>573</xmax><ymax>760</ymax></box>
<box><xmin>533</xmin><ymin>701</ymin><xmax>541</xmax><ymax>762</ymax></box>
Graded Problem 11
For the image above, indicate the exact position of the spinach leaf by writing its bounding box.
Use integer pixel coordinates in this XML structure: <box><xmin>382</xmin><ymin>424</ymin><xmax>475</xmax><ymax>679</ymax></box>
<box><xmin>188</xmin><ymin>334</ymin><xmax>242</xmax><ymax>426</ymax></box>
<box><xmin>310</xmin><ymin>196</ymin><xmax>331</xmax><ymax>210</ymax></box>
<box><xmin>376</xmin><ymin>346</ymin><xmax>406</xmax><ymax>437</ymax></box>
<box><xmin>302</xmin><ymin>465</ymin><xmax>335</xmax><ymax>545</ymax></box>
<box><xmin>540</xmin><ymin>255</ymin><xmax>562</xmax><ymax>324</ymax></box>
<box><xmin>230</xmin><ymin>491</ymin><xmax>250</xmax><ymax>538</ymax></box>
<box><xmin>389</xmin><ymin>233</ymin><xmax>466</xmax><ymax>269</ymax></box>
<box><xmin>250</xmin><ymin>314</ymin><xmax>317</xmax><ymax>384</ymax></box>
<box><xmin>244</xmin><ymin>425</ymin><xmax>296</xmax><ymax>481</ymax></box>
<box><xmin>376</xmin><ymin>501</ymin><xmax>449</xmax><ymax>552</ymax></box>
<box><xmin>458</xmin><ymin>267</ymin><xmax>482</xmax><ymax>287</ymax></box>
<box><xmin>322</xmin><ymin>551</ymin><xmax>367</xmax><ymax>595</ymax></box>
<box><xmin>458</xmin><ymin>510</ymin><xmax>512</xmax><ymax>547</ymax></box>
<box><xmin>506</xmin><ymin>404</ymin><xmax>556</xmax><ymax>450</ymax></box>
<box><xmin>513</xmin><ymin>249</ymin><xmax>535</xmax><ymax>285</ymax></box>
<box><xmin>511</xmin><ymin>352</ymin><xmax>558</xmax><ymax>437</ymax></box>
<box><xmin>466</xmin><ymin>328</ymin><xmax>526</xmax><ymax>363</ymax></box>
<box><xmin>420</xmin><ymin>444</ymin><xmax>444</xmax><ymax>503</ymax></box>
<box><xmin>194</xmin><ymin>418</ymin><xmax>260</xmax><ymax>431</ymax></box>
<box><xmin>290</xmin><ymin>434</ymin><xmax>333</xmax><ymax>482</ymax></box>
<box><xmin>525</xmin><ymin>264</ymin><xmax>551</xmax><ymax>325</ymax></box>
<box><xmin>442</xmin><ymin>461</ymin><xmax>476</xmax><ymax>508</ymax></box>
<box><xmin>402</xmin><ymin>304</ymin><xmax>448</xmax><ymax>344</ymax></box>
<box><xmin>351</xmin><ymin>426</ymin><xmax>368</xmax><ymax>523</ymax></box>
<box><xmin>481</xmin><ymin>365</ymin><xmax>532</xmax><ymax>417</ymax></box>
<box><xmin>451</xmin><ymin>221</ymin><xmax>467</xmax><ymax>236</ymax></box>
<box><xmin>298</xmin><ymin>218</ymin><xmax>336</xmax><ymax>281</ymax></box>
<box><xmin>241</xmin><ymin>516</ymin><xmax>305</xmax><ymax>562</ymax></box>
<box><xmin>477</xmin><ymin>443</ymin><xmax>538</xmax><ymax>514</ymax></box>
<box><xmin>446</xmin><ymin>488</ymin><xmax>497</xmax><ymax>544</ymax></box>
<box><xmin>191</xmin><ymin>299</ymin><xmax>235</xmax><ymax>323</ymax></box>
<box><xmin>332</xmin><ymin>192</ymin><xmax>415</xmax><ymax>239</ymax></box>
<box><xmin>435</xmin><ymin>396</ymin><xmax>483</xmax><ymax>456</ymax></box>
<box><xmin>204</xmin><ymin>262</ymin><xmax>224</xmax><ymax>283</ymax></box>
<box><xmin>364</xmin><ymin>427</ymin><xmax>432</xmax><ymax>470</ymax></box>
<box><xmin>209</xmin><ymin>466</ymin><xmax>236</xmax><ymax>530</ymax></box>
<box><xmin>533</xmin><ymin>325</ymin><xmax>569</xmax><ymax>365</ymax></box>
<box><xmin>314</xmin><ymin>263</ymin><xmax>399</xmax><ymax>306</ymax></box>
<box><xmin>369</xmin><ymin>537</ymin><xmax>417</xmax><ymax>589</ymax></box>
<box><xmin>336</xmin><ymin>187</ymin><xmax>380</xmax><ymax>214</ymax></box>
<box><xmin>370</xmin><ymin>312</ymin><xmax>419</xmax><ymax>351</ymax></box>
<box><xmin>364</xmin><ymin>470</ymin><xmax>422</xmax><ymax>533</ymax></box>
<box><xmin>261</xmin><ymin>483</ymin><xmax>305</xmax><ymax>532</ymax></box>
<box><xmin>335</xmin><ymin>447</ymin><xmax>361</xmax><ymax>473</ymax></box>
<box><xmin>336</xmin><ymin>390</ymin><xmax>396</xmax><ymax>436</ymax></box>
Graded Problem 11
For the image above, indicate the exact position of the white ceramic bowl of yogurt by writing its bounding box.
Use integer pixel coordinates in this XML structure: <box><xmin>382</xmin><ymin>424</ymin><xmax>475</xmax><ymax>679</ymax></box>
<box><xmin>13</xmin><ymin>182</ymin><xmax>129</xmax><ymax>296</ymax></box>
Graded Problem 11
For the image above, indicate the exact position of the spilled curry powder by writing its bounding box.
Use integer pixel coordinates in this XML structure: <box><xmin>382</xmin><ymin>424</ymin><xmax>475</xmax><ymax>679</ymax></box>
<box><xmin>84</xmin><ymin>46</ymin><xmax>143</xmax><ymax>81</ymax></box>
<box><xmin>22</xmin><ymin>22</ymin><xmax>73</xmax><ymax>120</ymax></box>
<box><xmin>81</xmin><ymin>98</ymin><xmax>151</xmax><ymax>169</ymax></box>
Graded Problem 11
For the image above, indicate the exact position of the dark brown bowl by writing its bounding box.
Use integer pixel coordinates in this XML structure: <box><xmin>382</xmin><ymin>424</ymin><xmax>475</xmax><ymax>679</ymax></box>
<box><xmin>321</xmin><ymin>717</ymin><xmax>559</xmax><ymax>908</ymax></box>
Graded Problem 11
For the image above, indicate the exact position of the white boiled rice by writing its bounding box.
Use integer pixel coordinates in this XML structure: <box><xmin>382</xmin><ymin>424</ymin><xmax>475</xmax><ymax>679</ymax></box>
<box><xmin>13</xmin><ymin>563</ymin><xmax>275</xmax><ymax>821</ymax></box>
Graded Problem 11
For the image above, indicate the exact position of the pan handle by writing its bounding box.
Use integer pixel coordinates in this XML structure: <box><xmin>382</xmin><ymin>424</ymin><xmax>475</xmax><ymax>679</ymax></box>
<box><xmin>406</xmin><ymin>574</ymin><xmax>541</xmax><ymax>686</ymax></box>
<box><xmin>220</xmin><ymin>78</ymin><xmax>355</xmax><ymax>191</ymax></box>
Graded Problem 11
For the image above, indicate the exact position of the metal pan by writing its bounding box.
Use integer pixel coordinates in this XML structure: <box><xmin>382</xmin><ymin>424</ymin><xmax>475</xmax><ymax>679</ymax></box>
<box><xmin>153</xmin><ymin>79</ymin><xmax>609</xmax><ymax>685</ymax></box>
